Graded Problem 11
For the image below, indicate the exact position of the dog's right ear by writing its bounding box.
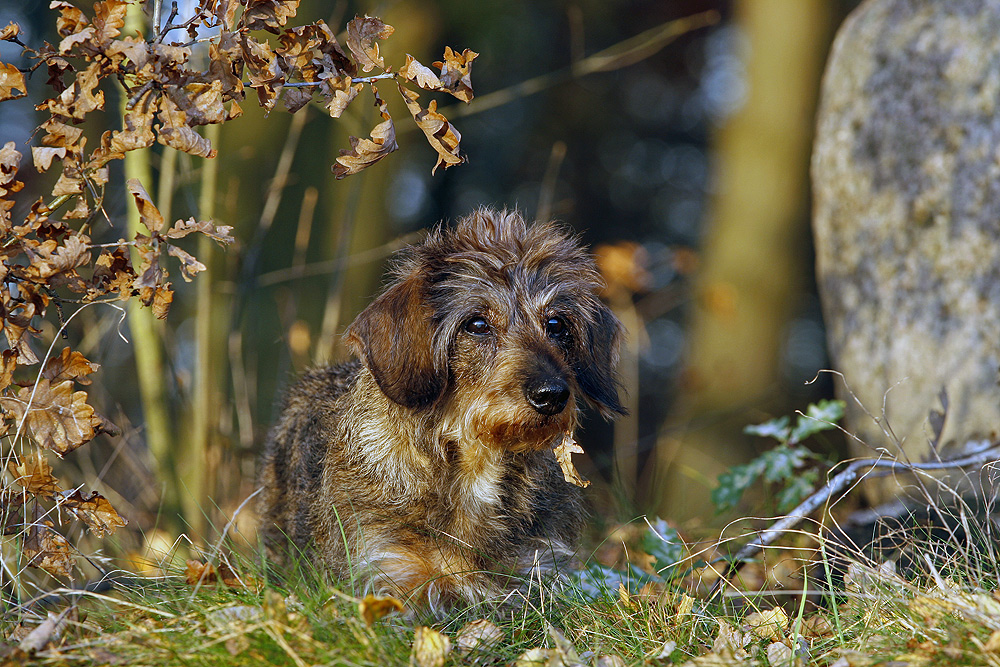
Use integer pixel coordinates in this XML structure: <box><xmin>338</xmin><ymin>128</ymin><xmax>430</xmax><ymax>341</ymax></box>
<box><xmin>345</xmin><ymin>273</ymin><xmax>445</xmax><ymax>409</ymax></box>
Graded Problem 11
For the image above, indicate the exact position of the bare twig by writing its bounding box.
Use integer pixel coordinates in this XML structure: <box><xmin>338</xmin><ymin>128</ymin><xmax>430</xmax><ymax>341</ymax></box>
<box><xmin>713</xmin><ymin>441</ymin><xmax>1000</xmax><ymax>596</ymax></box>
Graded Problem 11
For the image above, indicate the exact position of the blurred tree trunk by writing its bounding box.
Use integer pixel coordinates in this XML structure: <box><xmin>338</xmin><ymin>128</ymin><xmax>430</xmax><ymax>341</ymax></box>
<box><xmin>645</xmin><ymin>0</ymin><xmax>834</xmax><ymax>520</ymax></box>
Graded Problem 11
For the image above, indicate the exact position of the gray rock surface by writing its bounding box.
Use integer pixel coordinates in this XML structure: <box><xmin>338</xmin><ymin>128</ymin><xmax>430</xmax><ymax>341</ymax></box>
<box><xmin>812</xmin><ymin>0</ymin><xmax>1000</xmax><ymax>502</ymax></box>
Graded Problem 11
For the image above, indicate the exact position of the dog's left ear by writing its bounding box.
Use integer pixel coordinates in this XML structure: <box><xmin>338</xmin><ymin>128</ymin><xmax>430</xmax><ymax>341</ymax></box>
<box><xmin>345</xmin><ymin>273</ymin><xmax>446</xmax><ymax>409</ymax></box>
<box><xmin>574</xmin><ymin>305</ymin><xmax>627</xmax><ymax>419</ymax></box>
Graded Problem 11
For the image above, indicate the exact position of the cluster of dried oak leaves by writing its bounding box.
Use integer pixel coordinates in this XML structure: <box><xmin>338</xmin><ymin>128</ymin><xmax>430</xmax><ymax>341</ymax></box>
<box><xmin>0</xmin><ymin>0</ymin><xmax>475</xmax><ymax>580</ymax></box>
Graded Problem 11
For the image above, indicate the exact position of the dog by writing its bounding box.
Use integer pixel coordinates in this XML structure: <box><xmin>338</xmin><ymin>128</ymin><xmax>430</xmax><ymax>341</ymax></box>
<box><xmin>258</xmin><ymin>208</ymin><xmax>624</xmax><ymax>611</ymax></box>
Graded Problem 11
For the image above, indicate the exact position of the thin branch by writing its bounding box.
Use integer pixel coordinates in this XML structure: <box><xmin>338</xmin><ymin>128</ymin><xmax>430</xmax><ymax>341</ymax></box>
<box><xmin>713</xmin><ymin>441</ymin><xmax>1000</xmax><ymax>595</ymax></box>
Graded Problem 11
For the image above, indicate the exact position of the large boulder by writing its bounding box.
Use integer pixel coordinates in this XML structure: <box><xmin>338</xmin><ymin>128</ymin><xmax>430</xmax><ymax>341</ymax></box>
<box><xmin>812</xmin><ymin>0</ymin><xmax>1000</xmax><ymax>503</ymax></box>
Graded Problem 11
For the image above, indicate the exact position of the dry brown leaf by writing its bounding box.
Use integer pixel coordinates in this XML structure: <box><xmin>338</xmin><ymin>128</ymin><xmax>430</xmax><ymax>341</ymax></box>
<box><xmin>23</xmin><ymin>235</ymin><xmax>91</xmax><ymax>282</ymax></box>
<box><xmin>0</xmin><ymin>379</ymin><xmax>103</xmax><ymax>455</ymax></box>
<box><xmin>60</xmin><ymin>488</ymin><xmax>126</xmax><ymax>537</ymax></box>
<box><xmin>43</xmin><ymin>347</ymin><xmax>100</xmax><ymax>385</ymax></box>
<box><xmin>323</xmin><ymin>77</ymin><xmax>362</xmax><ymax>118</ymax></box>
<box><xmin>165</xmin><ymin>217</ymin><xmax>235</xmax><ymax>244</ymax></box>
<box><xmin>359</xmin><ymin>593</ymin><xmax>404</xmax><ymax>625</ymax></box>
<box><xmin>553</xmin><ymin>432</ymin><xmax>590</xmax><ymax>488</ymax></box>
<box><xmin>242</xmin><ymin>0</ymin><xmax>299</xmax><ymax>33</ymax></box>
<box><xmin>332</xmin><ymin>93</ymin><xmax>397</xmax><ymax>179</ymax></box>
<box><xmin>31</xmin><ymin>147</ymin><xmax>67</xmax><ymax>173</ymax></box>
<box><xmin>745</xmin><ymin>607</ymin><xmax>788</xmax><ymax>641</ymax></box>
<box><xmin>186</xmin><ymin>559</ymin><xmax>217</xmax><ymax>585</ymax></box>
<box><xmin>166</xmin><ymin>244</ymin><xmax>207</xmax><ymax>282</ymax></box>
<box><xmin>24</xmin><ymin>520</ymin><xmax>74</xmax><ymax>577</ymax></box>
<box><xmin>434</xmin><ymin>46</ymin><xmax>478</xmax><ymax>103</ymax></box>
<box><xmin>456</xmin><ymin>619</ymin><xmax>503</xmax><ymax>655</ymax></box>
<box><xmin>346</xmin><ymin>16</ymin><xmax>394</xmax><ymax>73</ymax></box>
<box><xmin>46</xmin><ymin>61</ymin><xmax>105</xmax><ymax>119</ymax></box>
<box><xmin>151</xmin><ymin>283</ymin><xmax>174</xmax><ymax>319</ymax></box>
<box><xmin>411</xmin><ymin>626</ymin><xmax>451</xmax><ymax>667</ymax></box>
<box><xmin>398</xmin><ymin>85</ymin><xmax>464</xmax><ymax>174</ymax></box>
<box><xmin>110</xmin><ymin>89</ymin><xmax>156</xmax><ymax>153</ymax></box>
<box><xmin>0</xmin><ymin>62</ymin><xmax>27</xmax><ymax>101</ymax></box>
<box><xmin>92</xmin><ymin>0</ymin><xmax>127</xmax><ymax>46</ymax></box>
<box><xmin>126</xmin><ymin>179</ymin><xmax>164</xmax><ymax>233</ymax></box>
<box><xmin>157</xmin><ymin>96</ymin><xmax>218</xmax><ymax>158</ymax></box>
<box><xmin>0</xmin><ymin>21</ymin><xmax>20</xmax><ymax>42</ymax></box>
<box><xmin>7</xmin><ymin>450</ymin><xmax>61</xmax><ymax>497</ymax></box>
<box><xmin>399</xmin><ymin>55</ymin><xmax>444</xmax><ymax>91</ymax></box>
<box><xmin>0</xmin><ymin>349</ymin><xmax>16</xmax><ymax>392</ymax></box>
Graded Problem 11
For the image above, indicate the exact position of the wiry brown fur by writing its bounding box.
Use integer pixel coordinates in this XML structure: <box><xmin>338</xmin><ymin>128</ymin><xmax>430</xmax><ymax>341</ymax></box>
<box><xmin>258</xmin><ymin>208</ymin><xmax>624</xmax><ymax>612</ymax></box>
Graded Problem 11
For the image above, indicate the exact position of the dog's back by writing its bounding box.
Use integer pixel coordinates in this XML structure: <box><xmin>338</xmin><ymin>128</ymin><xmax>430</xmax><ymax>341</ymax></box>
<box><xmin>258</xmin><ymin>360</ymin><xmax>362</xmax><ymax>561</ymax></box>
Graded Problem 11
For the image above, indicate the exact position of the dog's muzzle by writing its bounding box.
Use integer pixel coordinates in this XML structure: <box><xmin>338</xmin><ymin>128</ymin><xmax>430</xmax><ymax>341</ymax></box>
<box><xmin>524</xmin><ymin>377</ymin><xmax>570</xmax><ymax>416</ymax></box>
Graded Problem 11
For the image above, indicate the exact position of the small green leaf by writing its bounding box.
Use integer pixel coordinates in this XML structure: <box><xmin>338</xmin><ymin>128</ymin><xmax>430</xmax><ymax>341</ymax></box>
<box><xmin>744</xmin><ymin>414</ymin><xmax>791</xmax><ymax>442</ymax></box>
<box><xmin>712</xmin><ymin>462</ymin><xmax>762</xmax><ymax>512</ymax></box>
<box><xmin>775</xmin><ymin>469</ymin><xmax>818</xmax><ymax>512</ymax></box>
<box><xmin>642</xmin><ymin>518</ymin><xmax>684</xmax><ymax>575</ymax></box>
<box><xmin>759</xmin><ymin>445</ymin><xmax>810</xmax><ymax>483</ymax></box>
<box><xmin>788</xmin><ymin>399</ymin><xmax>845</xmax><ymax>444</ymax></box>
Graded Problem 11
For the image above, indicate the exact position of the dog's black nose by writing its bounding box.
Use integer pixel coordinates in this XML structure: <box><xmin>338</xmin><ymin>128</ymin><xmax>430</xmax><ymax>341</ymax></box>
<box><xmin>525</xmin><ymin>378</ymin><xmax>570</xmax><ymax>415</ymax></box>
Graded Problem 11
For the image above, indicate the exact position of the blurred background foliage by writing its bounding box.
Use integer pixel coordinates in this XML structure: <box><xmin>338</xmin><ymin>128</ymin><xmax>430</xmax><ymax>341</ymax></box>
<box><xmin>0</xmin><ymin>0</ymin><xmax>864</xmax><ymax>556</ymax></box>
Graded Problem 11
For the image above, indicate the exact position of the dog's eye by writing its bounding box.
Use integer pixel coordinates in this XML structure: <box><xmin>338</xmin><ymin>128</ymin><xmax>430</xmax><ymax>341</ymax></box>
<box><xmin>545</xmin><ymin>316</ymin><xmax>568</xmax><ymax>338</ymax></box>
<box><xmin>463</xmin><ymin>317</ymin><xmax>492</xmax><ymax>335</ymax></box>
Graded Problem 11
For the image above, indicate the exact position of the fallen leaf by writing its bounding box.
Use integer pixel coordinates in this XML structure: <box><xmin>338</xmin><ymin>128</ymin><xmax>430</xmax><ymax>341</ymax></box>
<box><xmin>359</xmin><ymin>593</ymin><xmax>404</xmax><ymax>626</ymax></box>
<box><xmin>185</xmin><ymin>559</ymin><xmax>218</xmax><ymax>585</ymax></box>
<box><xmin>19</xmin><ymin>608</ymin><xmax>71</xmax><ymax>653</ymax></box>
<box><xmin>553</xmin><ymin>432</ymin><xmax>590</xmax><ymax>488</ymax></box>
<box><xmin>456</xmin><ymin>619</ymin><xmax>503</xmax><ymax>655</ymax></box>
<box><xmin>745</xmin><ymin>607</ymin><xmax>788</xmax><ymax>641</ymax></box>
<box><xmin>411</xmin><ymin>626</ymin><xmax>451</xmax><ymax>667</ymax></box>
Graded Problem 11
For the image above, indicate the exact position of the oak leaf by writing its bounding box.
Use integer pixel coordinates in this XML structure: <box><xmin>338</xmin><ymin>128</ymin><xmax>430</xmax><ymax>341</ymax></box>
<box><xmin>398</xmin><ymin>86</ymin><xmax>464</xmax><ymax>174</ymax></box>
<box><xmin>59</xmin><ymin>489</ymin><xmax>127</xmax><ymax>537</ymax></box>
<box><xmin>0</xmin><ymin>379</ymin><xmax>105</xmax><ymax>455</ymax></box>
<box><xmin>7</xmin><ymin>450</ymin><xmax>61</xmax><ymax>497</ymax></box>
<box><xmin>24</xmin><ymin>520</ymin><xmax>74</xmax><ymax>577</ymax></box>
<box><xmin>126</xmin><ymin>179</ymin><xmax>163</xmax><ymax>233</ymax></box>
<box><xmin>92</xmin><ymin>0</ymin><xmax>127</xmax><ymax>47</ymax></box>
<box><xmin>332</xmin><ymin>92</ymin><xmax>397</xmax><ymax>179</ymax></box>
<box><xmin>346</xmin><ymin>16</ymin><xmax>394</xmax><ymax>73</ymax></box>
<box><xmin>242</xmin><ymin>0</ymin><xmax>299</xmax><ymax>33</ymax></box>
<box><xmin>157</xmin><ymin>96</ymin><xmax>218</xmax><ymax>158</ymax></box>
<box><xmin>434</xmin><ymin>47</ymin><xmax>478</xmax><ymax>103</ymax></box>
<box><xmin>165</xmin><ymin>217</ymin><xmax>235</xmax><ymax>244</ymax></box>
<box><xmin>31</xmin><ymin>147</ymin><xmax>67</xmax><ymax>172</ymax></box>
<box><xmin>167</xmin><ymin>244</ymin><xmax>207</xmax><ymax>282</ymax></box>
<box><xmin>553</xmin><ymin>432</ymin><xmax>590</xmax><ymax>488</ymax></box>
<box><xmin>0</xmin><ymin>21</ymin><xmax>20</xmax><ymax>42</ymax></box>
<box><xmin>42</xmin><ymin>346</ymin><xmax>100</xmax><ymax>385</ymax></box>
<box><xmin>0</xmin><ymin>62</ymin><xmax>26</xmax><ymax>101</ymax></box>
<box><xmin>399</xmin><ymin>55</ymin><xmax>443</xmax><ymax>92</ymax></box>
<box><xmin>323</xmin><ymin>77</ymin><xmax>362</xmax><ymax>118</ymax></box>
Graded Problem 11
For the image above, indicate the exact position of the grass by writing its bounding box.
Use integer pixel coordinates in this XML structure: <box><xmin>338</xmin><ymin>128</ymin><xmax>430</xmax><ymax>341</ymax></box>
<box><xmin>7</xmin><ymin>505</ymin><xmax>1000</xmax><ymax>667</ymax></box>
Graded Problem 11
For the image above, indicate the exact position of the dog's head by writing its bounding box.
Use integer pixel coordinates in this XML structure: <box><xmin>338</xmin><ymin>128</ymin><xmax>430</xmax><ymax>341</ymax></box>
<box><xmin>346</xmin><ymin>208</ymin><xmax>624</xmax><ymax>450</ymax></box>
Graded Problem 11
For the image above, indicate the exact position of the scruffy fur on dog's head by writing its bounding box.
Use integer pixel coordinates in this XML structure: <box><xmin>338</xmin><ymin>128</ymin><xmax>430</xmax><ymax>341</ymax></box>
<box><xmin>259</xmin><ymin>208</ymin><xmax>624</xmax><ymax>612</ymax></box>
